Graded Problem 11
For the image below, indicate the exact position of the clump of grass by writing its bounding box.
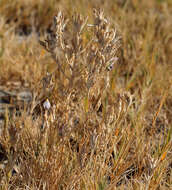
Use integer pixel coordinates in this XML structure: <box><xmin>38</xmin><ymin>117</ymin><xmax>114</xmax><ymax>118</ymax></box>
<box><xmin>0</xmin><ymin>2</ymin><xmax>171</xmax><ymax>190</ymax></box>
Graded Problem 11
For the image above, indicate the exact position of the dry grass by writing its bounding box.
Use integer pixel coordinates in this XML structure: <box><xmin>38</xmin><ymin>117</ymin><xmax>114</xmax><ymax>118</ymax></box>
<box><xmin>0</xmin><ymin>0</ymin><xmax>171</xmax><ymax>189</ymax></box>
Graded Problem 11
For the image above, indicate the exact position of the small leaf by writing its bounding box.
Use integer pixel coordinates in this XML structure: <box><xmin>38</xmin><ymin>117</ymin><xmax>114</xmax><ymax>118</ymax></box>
<box><xmin>84</xmin><ymin>96</ymin><xmax>89</xmax><ymax>113</ymax></box>
<box><xmin>161</xmin><ymin>151</ymin><xmax>167</xmax><ymax>161</ymax></box>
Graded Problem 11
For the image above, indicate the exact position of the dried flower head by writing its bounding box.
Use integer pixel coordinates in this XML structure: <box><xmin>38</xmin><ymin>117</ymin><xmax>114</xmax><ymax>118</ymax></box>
<box><xmin>43</xmin><ymin>98</ymin><xmax>51</xmax><ymax>110</ymax></box>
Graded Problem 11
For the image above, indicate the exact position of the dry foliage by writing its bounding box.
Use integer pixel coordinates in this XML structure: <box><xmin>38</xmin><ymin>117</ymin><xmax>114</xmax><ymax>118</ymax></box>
<box><xmin>0</xmin><ymin>1</ymin><xmax>171</xmax><ymax>190</ymax></box>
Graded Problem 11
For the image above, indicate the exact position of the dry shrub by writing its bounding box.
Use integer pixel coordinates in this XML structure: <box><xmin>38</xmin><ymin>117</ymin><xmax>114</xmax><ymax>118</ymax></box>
<box><xmin>0</xmin><ymin>9</ymin><xmax>122</xmax><ymax>189</ymax></box>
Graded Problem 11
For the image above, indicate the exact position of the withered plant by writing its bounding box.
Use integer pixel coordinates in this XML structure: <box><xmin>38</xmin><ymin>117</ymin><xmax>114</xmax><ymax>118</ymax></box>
<box><xmin>1</xmin><ymin>9</ymin><xmax>123</xmax><ymax>189</ymax></box>
<box><xmin>0</xmin><ymin>6</ymin><xmax>171</xmax><ymax>190</ymax></box>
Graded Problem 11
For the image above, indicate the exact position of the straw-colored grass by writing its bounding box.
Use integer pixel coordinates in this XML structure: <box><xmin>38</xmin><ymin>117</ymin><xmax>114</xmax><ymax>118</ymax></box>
<box><xmin>0</xmin><ymin>1</ymin><xmax>171</xmax><ymax>189</ymax></box>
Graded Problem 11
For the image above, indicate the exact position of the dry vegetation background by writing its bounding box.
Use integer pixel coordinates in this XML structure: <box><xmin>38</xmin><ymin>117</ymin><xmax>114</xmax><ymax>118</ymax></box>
<box><xmin>0</xmin><ymin>0</ymin><xmax>172</xmax><ymax>189</ymax></box>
